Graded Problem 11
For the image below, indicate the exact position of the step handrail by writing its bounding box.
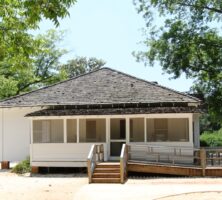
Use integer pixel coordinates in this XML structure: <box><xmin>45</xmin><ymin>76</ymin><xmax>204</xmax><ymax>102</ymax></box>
<box><xmin>120</xmin><ymin>144</ymin><xmax>128</xmax><ymax>184</ymax></box>
<box><xmin>87</xmin><ymin>144</ymin><xmax>104</xmax><ymax>183</ymax></box>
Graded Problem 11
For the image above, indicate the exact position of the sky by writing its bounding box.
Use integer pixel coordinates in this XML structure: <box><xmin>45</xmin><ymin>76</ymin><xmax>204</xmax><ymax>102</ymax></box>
<box><xmin>37</xmin><ymin>0</ymin><xmax>193</xmax><ymax>92</ymax></box>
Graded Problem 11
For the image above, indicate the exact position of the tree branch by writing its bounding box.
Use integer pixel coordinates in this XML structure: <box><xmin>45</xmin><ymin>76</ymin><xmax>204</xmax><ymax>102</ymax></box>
<box><xmin>17</xmin><ymin>75</ymin><xmax>53</xmax><ymax>94</ymax></box>
<box><xmin>177</xmin><ymin>2</ymin><xmax>222</xmax><ymax>14</ymax></box>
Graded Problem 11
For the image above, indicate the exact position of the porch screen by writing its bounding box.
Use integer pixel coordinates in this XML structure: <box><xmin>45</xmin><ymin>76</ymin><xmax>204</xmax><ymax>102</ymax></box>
<box><xmin>67</xmin><ymin>119</ymin><xmax>77</xmax><ymax>143</ymax></box>
<box><xmin>130</xmin><ymin>118</ymin><xmax>144</xmax><ymax>142</ymax></box>
<box><xmin>146</xmin><ymin>118</ymin><xmax>189</xmax><ymax>142</ymax></box>
<box><xmin>33</xmin><ymin>120</ymin><xmax>64</xmax><ymax>143</ymax></box>
<box><xmin>79</xmin><ymin>119</ymin><xmax>106</xmax><ymax>142</ymax></box>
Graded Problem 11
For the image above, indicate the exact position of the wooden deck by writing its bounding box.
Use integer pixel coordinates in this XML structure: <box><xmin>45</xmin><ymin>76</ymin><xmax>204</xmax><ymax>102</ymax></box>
<box><xmin>87</xmin><ymin>144</ymin><xmax>222</xmax><ymax>184</ymax></box>
<box><xmin>128</xmin><ymin>162</ymin><xmax>222</xmax><ymax>177</ymax></box>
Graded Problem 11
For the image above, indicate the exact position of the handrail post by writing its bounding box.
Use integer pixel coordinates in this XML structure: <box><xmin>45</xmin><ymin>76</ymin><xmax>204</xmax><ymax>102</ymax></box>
<box><xmin>87</xmin><ymin>159</ymin><xmax>92</xmax><ymax>183</ymax></box>
<box><xmin>200</xmin><ymin>148</ymin><xmax>206</xmax><ymax>176</ymax></box>
<box><xmin>100</xmin><ymin>144</ymin><xmax>104</xmax><ymax>162</ymax></box>
<box><xmin>120</xmin><ymin>145</ymin><xmax>124</xmax><ymax>184</ymax></box>
<box><xmin>120</xmin><ymin>144</ymin><xmax>128</xmax><ymax>184</ymax></box>
<box><xmin>87</xmin><ymin>144</ymin><xmax>95</xmax><ymax>183</ymax></box>
<box><xmin>126</xmin><ymin>144</ymin><xmax>129</xmax><ymax>177</ymax></box>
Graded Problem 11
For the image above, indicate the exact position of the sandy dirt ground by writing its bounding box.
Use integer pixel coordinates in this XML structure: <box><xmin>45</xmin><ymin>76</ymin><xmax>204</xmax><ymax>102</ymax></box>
<box><xmin>1</xmin><ymin>170</ymin><xmax>222</xmax><ymax>200</ymax></box>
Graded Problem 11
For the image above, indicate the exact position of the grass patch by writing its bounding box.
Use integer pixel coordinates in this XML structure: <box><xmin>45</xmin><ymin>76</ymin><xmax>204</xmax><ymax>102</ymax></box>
<box><xmin>200</xmin><ymin>128</ymin><xmax>222</xmax><ymax>147</ymax></box>
<box><xmin>12</xmin><ymin>157</ymin><xmax>31</xmax><ymax>174</ymax></box>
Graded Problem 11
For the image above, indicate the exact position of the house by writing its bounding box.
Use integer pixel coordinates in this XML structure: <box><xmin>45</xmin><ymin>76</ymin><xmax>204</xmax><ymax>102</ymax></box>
<box><xmin>0</xmin><ymin>67</ymin><xmax>201</xmax><ymax>170</ymax></box>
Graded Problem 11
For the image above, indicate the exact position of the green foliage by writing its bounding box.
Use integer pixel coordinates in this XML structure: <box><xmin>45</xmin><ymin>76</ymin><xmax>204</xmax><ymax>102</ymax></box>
<box><xmin>60</xmin><ymin>57</ymin><xmax>106</xmax><ymax>78</ymax></box>
<box><xmin>134</xmin><ymin>0</ymin><xmax>222</xmax><ymax>124</ymax></box>
<box><xmin>12</xmin><ymin>157</ymin><xmax>31</xmax><ymax>174</ymax></box>
<box><xmin>0</xmin><ymin>0</ymin><xmax>76</xmax><ymax>95</ymax></box>
<box><xmin>200</xmin><ymin>129</ymin><xmax>222</xmax><ymax>147</ymax></box>
<box><xmin>0</xmin><ymin>29</ymin><xmax>68</xmax><ymax>96</ymax></box>
<box><xmin>0</xmin><ymin>76</ymin><xmax>18</xmax><ymax>99</ymax></box>
<box><xmin>200</xmin><ymin>114</ymin><xmax>221</xmax><ymax>133</ymax></box>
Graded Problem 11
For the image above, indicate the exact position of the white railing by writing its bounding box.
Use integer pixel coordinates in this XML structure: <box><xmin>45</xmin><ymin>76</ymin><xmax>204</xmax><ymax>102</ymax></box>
<box><xmin>87</xmin><ymin>144</ymin><xmax>104</xmax><ymax>183</ymax></box>
<box><xmin>120</xmin><ymin>144</ymin><xmax>128</xmax><ymax>184</ymax></box>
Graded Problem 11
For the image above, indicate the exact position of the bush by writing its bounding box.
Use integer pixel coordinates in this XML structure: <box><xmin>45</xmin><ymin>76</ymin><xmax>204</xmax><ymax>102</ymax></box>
<box><xmin>200</xmin><ymin>129</ymin><xmax>222</xmax><ymax>147</ymax></box>
<box><xmin>12</xmin><ymin>157</ymin><xmax>31</xmax><ymax>174</ymax></box>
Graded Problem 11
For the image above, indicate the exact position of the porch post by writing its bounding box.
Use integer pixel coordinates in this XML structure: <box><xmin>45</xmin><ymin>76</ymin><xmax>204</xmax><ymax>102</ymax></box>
<box><xmin>30</xmin><ymin>118</ymin><xmax>33</xmax><ymax>144</ymax></box>
<box><xmin>106</xmin><ymin>117</ymin><xmax>110</xmax><ymax>143</ymax></box>
<box><xmin>64</xmin><ymin>119</ymin><xmax>67</xmax><ymax>143</ymax></box>
<box><xmin>106</xmin><ymin>117</ymin><xmax>110</xmax><ymax>161</ymax></box>
<box><xmin>30</xmin><ymin>118</ymin><xmax>33</xmax><ymax>167</ymax></box>
<box><xmin>126</xmin><ymin>117</ymin><xmax>130</xmax><ymax>144</ymax></box>
<box><xmin>144</xmin><ymin>117</ymin><xmax>147</xmax><ymax>143</ymax></box>
<box><xmin>193</xmin><ymin>114</ymin><xmax>200</xmax><ymax>148</ymax></box>
<box><xmin>77</xmin><ymin>118</ymin><xmax>79</xmax><ymax>143</ymax></box>
<box><xmin>189</xmin><ymin>114</ymin><xmax>193</xmax><ymax>144</ymax></box>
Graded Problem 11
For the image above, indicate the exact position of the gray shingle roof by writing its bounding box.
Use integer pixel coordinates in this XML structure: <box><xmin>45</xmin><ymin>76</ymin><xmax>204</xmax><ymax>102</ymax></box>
<box><xmin>0</xmin><ymin>67</ymin><xmax>200</xmax><ymax>107</ymax></box>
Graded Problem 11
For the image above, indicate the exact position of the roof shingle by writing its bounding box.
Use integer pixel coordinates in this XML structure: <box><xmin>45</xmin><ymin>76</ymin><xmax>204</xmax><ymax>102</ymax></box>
<box><xmin>0</xmin><ymin>67</ymin><xmax>200</xmax><ymax>107</ymax></box>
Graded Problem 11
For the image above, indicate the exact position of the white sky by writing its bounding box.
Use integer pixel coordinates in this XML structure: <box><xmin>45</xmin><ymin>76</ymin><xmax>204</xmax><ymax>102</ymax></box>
<box><xmin>36</xmin><ymin>0</ymin><xmax>194</xmax><ymax>92</ymax></box>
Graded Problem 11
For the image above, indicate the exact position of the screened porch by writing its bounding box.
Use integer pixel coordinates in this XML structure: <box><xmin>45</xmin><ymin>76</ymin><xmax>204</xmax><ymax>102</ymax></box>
<box><xmin>30</xmin><ymin>113</ymin><xmax>198</xmax><ymax>167</ymax></box>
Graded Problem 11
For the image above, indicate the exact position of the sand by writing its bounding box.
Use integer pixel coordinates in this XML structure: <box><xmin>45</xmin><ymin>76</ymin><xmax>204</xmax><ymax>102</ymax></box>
<box><xmin>1</xmin><ymin>170</ymin><xmax>222</xmax><ymax>200</ymax></box>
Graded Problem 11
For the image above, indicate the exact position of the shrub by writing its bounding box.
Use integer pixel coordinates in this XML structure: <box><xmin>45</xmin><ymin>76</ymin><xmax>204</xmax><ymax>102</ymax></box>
<box><xmin>200</xmin><ymin>129</ymin><xmax>222</xmax><ymax>147</ymax></box>
<box><xmin>12</xmin><ymin>157</ymin><xmax>31</xmax><ymax>174</ymax></box>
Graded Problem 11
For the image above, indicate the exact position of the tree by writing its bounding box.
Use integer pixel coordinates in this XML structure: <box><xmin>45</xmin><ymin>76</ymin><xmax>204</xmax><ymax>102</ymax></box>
<box><xmin>134</xmin><ymin>0</ymin><xmax>222</xmax><ymax>125</ymax></box>
<box><xmin>0</xmin><ymin>1</ymin><xmax>76</xmax><ymax>98</ymax></box>
<box><xmin>60</xmin><ymin>57</ymin><xmax>106</xmax><ymax>78</ymax></box>
<box><xmin>0</xmin><ymin>76</ymin><xmax>17</xmax><ymax>99</ymax></box>
<box><xmin>0</xmin><ymin>29</ymin><xmax>67</xmax><ymax>97</ymax></box>
<box><xmin>0</xmin><ymin>0</ymin><xmax>76</xmax><ymax>88</ymax></box>
<box><xmin>0</xmin><ymin>28</ymin><xmax>106</xmax><ymax>99</ymax></box>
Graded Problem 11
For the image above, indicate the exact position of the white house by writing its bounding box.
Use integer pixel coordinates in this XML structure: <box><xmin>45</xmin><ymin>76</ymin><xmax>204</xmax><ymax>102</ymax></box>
<box><xmin>0</xmin><ymin>68</ymin><xmax>201</xmax><ymax>170</ymax></box>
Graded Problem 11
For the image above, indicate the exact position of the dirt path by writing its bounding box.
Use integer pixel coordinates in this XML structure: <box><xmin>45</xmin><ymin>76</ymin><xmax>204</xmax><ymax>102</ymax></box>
<box><xmin>1</xmin><ymin>170</ymin><xmax>222</xmax><ymax>200</ymax></box>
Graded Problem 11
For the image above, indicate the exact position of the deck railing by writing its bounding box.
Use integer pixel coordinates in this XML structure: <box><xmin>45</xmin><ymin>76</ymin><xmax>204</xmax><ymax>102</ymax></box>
<box><xmin>205</xmin><ymin>148</ymin><xmax>222</xmax><ymax>166</ymax></box>
<box><xmin>87</xmin><ymin>144</ymin><xmax>104</xmax><ymax>183</ymax></box>
<box><xmin>120</xmin><ymin>144</ymin><xmax>128</xmax><ymax>184</ymax></box>
<box><xmin>128</xmin><ymin>144</ymin><xmax>222</xmax><ymax>169</ymax></box>
<box><xmin>128</xmin><ymin>144</ymin><xmax>200</xmax><ymax>166</ymax></box>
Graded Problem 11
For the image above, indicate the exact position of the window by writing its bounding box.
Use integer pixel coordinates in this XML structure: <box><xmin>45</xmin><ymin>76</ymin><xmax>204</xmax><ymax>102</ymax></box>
<box><xmin>67</xmin><ymin>119</ymin><xmax>77</xmax><ymax>143</ymax></box>
<box><xmin>130</xmin><ymin>118</ymin><xmax>144</xmax><ymax>142</ymax></box>
<box><xmin>147</xmin><ymin>118</ymin><xmax>189</xmax><ymax>142</ymax></box>
<box><xmin>110</xmin><ymin>119</ymin><xmax>126</xmax><ymax>140</ymax></box>
<box><xmin>79</xmin><ymin>119</ymin><xmax>106</xmax><ymax>142</ymax></box>
<box><xmin>33</xmin><ymin>120</ymin><xmax>64</xmax><ymax>143</ymax></box>
<box><xmin>86</xmin><ymin>120</ymin><xmax>96</xmax><ymax>140</ymax></box>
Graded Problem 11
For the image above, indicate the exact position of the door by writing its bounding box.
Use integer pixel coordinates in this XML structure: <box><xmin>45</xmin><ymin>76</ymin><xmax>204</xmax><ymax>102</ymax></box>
<box><xmin>109</xmin><ymin>118</ymin><xmax>126</xmax><ymax>160</ymax></box>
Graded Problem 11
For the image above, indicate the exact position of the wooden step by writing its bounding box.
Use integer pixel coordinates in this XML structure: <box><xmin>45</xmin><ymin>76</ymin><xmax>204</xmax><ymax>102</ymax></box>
<box><xmin>94</xmin><ymin>168</ymin><xmax>120</xmax><ymax>173</ymax></box>
<box><xmin>92</xmin><ymin>173</ymin><xmax>120</xmax><ymax>178</ymax></box>
<box><xmin>96</xmin><ymin>163</ymin><xmax>120</xmax><ymax>168</ymax></box>
<box><xmin>92</xmin><ymin>177</ymin><xmax>121</xmax><ymax>183</ymax></box>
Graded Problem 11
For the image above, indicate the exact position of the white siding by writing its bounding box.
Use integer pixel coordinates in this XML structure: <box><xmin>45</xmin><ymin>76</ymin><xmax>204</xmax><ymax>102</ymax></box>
<box><xmin>0</xmin><ymin>107</ymin><xmax>40</xmax><ymax>162</ymax></box>
<box><xmin>0</xmin><ymin>108</ymin><xmax>3</xmax><ymax>161</ymax></box>
<box><xmin>31</xmin><ymin>143</ymin><xmax>108</xmax><ymax>163</ymax></box>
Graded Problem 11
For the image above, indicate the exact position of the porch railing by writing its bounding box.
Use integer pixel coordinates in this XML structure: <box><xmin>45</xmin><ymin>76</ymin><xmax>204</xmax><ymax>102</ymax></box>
<box><xmin>120</xmin><ymin>144</ymin><xmax>128</xmax><ymax>184</ymax></box>
<box><xmin>87</xmin><ymin>144</ymin><xmax>104</xmax><ymax>183</ymax></box>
